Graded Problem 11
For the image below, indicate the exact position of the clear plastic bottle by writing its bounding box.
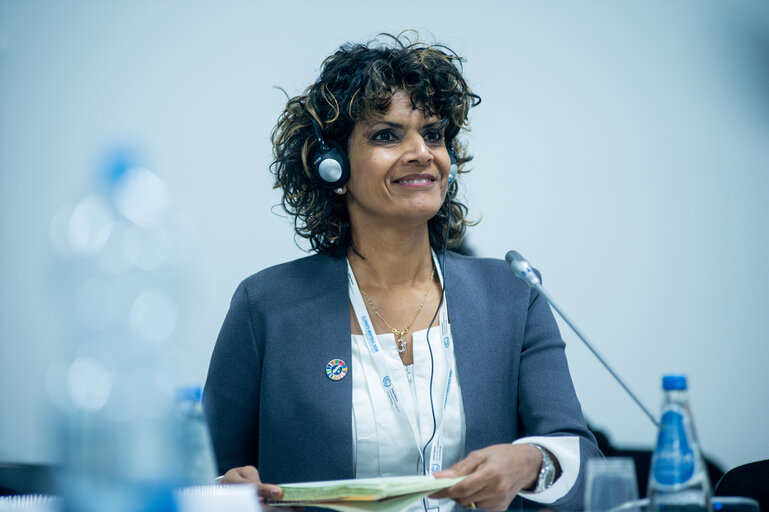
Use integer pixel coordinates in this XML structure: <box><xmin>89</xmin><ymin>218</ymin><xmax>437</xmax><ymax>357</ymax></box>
<box><xmin>49</xmin><ymin>150</ymin><xmax>189</xmax><ymax>512</ymax></box>
<box><xmin>176</xmin><ymin>385</ymin><xmax>219</xmax><ymax>486</ymax></box>
<box><xmin>648</xmin><ymin>375</ymin><xmax>711</xmax><ymax>512</ymax></box>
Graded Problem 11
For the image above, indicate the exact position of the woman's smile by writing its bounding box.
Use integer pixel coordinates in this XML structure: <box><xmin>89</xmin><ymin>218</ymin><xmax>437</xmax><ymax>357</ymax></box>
<box><xmin>393</xmin><ymin>173</ymin><xmax>438</xmax><ymax>187</ymax></box>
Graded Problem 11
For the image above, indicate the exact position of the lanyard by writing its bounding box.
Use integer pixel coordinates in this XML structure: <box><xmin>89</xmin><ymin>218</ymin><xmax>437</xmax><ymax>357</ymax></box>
<box><xmin>347</xmin><ymin>252</ymin><xmax>456</xmax><ymax>479</ymax></box>
<box><xmin>424</xmin><ymin>287</ymin><xmax>455</xmax><ymax>512</ymax></box>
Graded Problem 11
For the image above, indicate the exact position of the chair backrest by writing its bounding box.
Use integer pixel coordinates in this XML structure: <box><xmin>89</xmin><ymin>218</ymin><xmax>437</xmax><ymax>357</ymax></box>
<box><xmin>0</xmin><ymin>464</ymin><xmax>56</xmax><ymax>496</ymax></box>
<box><xmin>714</xmin><ymin>459</ymin><xmax>769</xmax><ymax>512</ymax></box>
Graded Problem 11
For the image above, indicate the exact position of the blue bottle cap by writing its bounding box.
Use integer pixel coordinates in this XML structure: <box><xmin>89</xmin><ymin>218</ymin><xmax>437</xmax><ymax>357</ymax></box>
<box><xmin>662</xmin><ymin>374</ymin><xmax>687</xmax><ymax>390</ymax></box>
<box><xmin>176</xmin><ymin>385</ymin><xmax>202</xmax><ymax>401</ymax></box>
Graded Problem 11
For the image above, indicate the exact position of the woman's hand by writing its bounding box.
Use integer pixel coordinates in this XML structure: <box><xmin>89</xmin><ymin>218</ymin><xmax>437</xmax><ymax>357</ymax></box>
<box><xmin>221</xmin><ymin>465</ymin><xmax>303</xmax><ymax>512</ymax></box>
<box><xmin>431</xmin><ymin>444</ymin><xmax>542</xmax><ymax>511</ymax></box>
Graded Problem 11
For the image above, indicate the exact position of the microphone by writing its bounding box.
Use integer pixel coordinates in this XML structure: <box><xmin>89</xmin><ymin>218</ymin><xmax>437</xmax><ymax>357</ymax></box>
<box><xmin>505</xmin><ymin>250</ymin><xmax>660</xmax><ymax>429</ymax></box>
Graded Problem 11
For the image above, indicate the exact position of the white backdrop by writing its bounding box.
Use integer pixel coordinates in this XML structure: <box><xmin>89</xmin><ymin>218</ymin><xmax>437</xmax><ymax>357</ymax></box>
<box><xmin>1</xmin><ymin>1</ymin><xmax>768</xmax><ymax>474</ymax></box>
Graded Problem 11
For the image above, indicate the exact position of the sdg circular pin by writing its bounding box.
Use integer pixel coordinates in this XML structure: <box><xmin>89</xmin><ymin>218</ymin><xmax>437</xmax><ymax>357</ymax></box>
<box><xmin>325</xmin><ymin>359</ymin><xmax>347</xmax><ymax>380</ymax></box>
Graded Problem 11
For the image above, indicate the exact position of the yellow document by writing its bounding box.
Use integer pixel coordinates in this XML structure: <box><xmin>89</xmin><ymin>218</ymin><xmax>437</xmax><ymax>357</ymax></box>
<box><xmin>268</xmin><ymin>475</ymin><xmax>464</xmax><ymax>512</ymax></box>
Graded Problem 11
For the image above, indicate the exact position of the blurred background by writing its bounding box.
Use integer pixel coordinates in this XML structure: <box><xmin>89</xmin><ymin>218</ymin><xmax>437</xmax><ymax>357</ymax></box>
<box><xmin>1</xmin><ymin>0</ymin><xmax>767</xmax><ymax>477</ymax></box>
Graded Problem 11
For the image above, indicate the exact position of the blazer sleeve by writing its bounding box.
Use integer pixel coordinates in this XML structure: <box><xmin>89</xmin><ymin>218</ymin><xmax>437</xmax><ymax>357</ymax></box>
<box><xmin>203</xmin><ymin>281</ymin><xmax>263</xmax><ymax>475</ymax></box>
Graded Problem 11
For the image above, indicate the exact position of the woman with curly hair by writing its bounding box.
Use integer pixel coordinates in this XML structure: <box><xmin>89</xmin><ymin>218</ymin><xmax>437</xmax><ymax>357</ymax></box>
<box><xmin>203</xmin><ymin>34</ymin><xmax>600</xmax><ymax>511</ymax></box>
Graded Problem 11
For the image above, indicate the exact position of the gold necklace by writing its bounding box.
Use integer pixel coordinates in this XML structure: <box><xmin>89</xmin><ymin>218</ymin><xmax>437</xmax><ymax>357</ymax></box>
<box><xmin>360</xmin><ymin>266</ymin><xmax>436</xmax><ymax>354</ymax></box>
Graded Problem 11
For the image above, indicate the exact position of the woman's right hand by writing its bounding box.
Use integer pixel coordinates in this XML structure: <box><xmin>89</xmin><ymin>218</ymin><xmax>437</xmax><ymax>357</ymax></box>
<box><xmin>221</xmin><ymin>465</ymin><xmax>303</xmax><ymax>511</ymax></box>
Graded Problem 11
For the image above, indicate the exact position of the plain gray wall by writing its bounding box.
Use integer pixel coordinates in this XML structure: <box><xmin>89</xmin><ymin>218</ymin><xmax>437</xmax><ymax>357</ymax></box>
<box><xmin>2</xmin><ymin>0</ymin><xmax>768</xmax><ymax>474</ymax></box>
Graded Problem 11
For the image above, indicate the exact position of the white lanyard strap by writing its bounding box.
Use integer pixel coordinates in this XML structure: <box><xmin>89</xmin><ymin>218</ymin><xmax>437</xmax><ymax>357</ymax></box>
<box><xmin>427</xmin><ymin>253</ymin><xmax>455</xmax><ymax>512</ymax></box>
<box><xmin>347</xmin><ymin>252</ymin><xmax>456</xmax><ymax>476</ymax></box>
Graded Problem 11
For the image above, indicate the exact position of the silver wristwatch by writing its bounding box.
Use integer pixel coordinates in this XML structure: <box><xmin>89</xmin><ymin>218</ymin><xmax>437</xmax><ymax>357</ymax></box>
<box><xmin>530</xmin><ymin>444</ymin><xmax>556</xmax><ymax>493</ymax></box>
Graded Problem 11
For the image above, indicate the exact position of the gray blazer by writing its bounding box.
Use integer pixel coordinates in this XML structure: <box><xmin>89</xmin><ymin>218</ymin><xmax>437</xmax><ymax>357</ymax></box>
<box><xmin>203</xmin><ymin>251</ymin><xmax>601</xmax><ymax>510</ymax></box>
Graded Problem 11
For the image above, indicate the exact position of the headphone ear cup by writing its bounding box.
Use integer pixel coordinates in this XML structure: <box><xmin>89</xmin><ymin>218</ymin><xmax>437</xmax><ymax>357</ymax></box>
<box><xmin>448</xmin><ymin>146</ymin><xmax>458</xmax><ymax>184</ymax></box>
<box><xmin>312</xmin><ymin>139</ymin><xmax>349</xmax><ymax>188</ymax></box>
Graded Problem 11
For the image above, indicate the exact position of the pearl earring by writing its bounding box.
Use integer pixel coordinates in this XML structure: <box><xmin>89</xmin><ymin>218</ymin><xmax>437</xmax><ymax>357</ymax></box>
<box><xmin>335</xmin><ymin>187</ymin><xmax>345</xmax><ymax>195</ymax></box>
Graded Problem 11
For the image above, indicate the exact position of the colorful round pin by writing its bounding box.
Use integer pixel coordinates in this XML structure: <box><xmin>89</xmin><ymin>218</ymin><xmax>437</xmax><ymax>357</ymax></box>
<box><xmin>325</xmin><ymin>359</ymin><xmax>348</xmax><ymax>380</ymax></box>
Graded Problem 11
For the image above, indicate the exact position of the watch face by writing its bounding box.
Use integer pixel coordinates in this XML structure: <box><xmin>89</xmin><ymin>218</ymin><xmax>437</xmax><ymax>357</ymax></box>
<box><xmin>533</xmin><ymin>445</ymin><xmax>556</xmax><ymax>493</ymax></box>
<box><xmin>543</xmin><ymin>462</ymin><xmax>556</xmax><ymax>487</ymax></box>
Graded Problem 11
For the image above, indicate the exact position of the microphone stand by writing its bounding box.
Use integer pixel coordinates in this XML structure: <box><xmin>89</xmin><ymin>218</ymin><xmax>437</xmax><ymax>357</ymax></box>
<box><xmin>506</xmin><ymin>250</ymin><xmax>660</xmax><ymax>429</ymax></box>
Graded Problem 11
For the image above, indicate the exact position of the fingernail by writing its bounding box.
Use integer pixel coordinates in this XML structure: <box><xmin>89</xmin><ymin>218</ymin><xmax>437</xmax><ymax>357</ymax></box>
<box><xmin>268</xmin><ymin>487</ymin><xmax>281</xmax><ymax>499</ymax></box>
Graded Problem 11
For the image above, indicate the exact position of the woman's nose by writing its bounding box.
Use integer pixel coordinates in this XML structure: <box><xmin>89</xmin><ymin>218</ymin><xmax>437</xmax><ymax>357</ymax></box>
<box><xmin>402</xmin><ymin>133</ymin><xmax>433</xmax><ymax>166</ymax></box>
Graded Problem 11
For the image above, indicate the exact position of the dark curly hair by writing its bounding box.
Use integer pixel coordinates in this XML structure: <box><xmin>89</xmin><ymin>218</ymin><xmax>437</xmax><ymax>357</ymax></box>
<box><xmin>271</xmin><ymin>33</ymin><xmax>481</xmax><ymax>256</ymax></box>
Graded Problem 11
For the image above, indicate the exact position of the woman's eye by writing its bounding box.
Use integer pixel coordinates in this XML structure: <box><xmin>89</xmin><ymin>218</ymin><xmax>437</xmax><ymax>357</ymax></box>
<box><xmin>371</xmin><ymin>130</ymin><xmax>395</xmax><ymax>143</ymax></box>
<box><xmin>424</xmin><ymin>131</ymin><xmax>443</xmax><ymax>143</ymax></box>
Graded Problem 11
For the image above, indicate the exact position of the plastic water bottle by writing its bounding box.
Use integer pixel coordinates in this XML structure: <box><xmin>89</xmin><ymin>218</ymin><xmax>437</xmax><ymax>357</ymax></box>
<box><xmin>176</xmin><ymin>386</ymin><xmax>219</xmax><ymax>486</ymax></box>
<box><xmin>48</xmin><ymin>149</ymin><xmax>191</xmax><ymax>512</ymax></box>
<box><xmin>648</xmin><ymin>375</ymin><xmax>711</xmax><ymax>512</ymax></box>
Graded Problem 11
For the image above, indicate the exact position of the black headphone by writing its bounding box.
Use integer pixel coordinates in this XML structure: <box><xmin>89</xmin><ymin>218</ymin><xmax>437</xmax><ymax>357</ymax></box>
<box><xmin>310</xmin><ymin>120</ymin><xmax>350</xmax><ymax>189</ymax></box>
<box><xmin>311</xmin><ymin>118</ymin><xmax>457</xmax><ymax>189</ymax></box>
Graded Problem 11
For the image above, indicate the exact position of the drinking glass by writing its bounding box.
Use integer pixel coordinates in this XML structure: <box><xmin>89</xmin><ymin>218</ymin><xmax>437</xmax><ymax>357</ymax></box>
<box><xmin>584</xmin><ymin>457</ymin><xmax>640</xmax><ymax>512</ymax></box>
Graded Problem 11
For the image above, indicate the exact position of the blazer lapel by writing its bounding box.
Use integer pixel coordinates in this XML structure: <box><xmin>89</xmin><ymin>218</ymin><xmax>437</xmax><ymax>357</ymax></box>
<box><xmin>444</xmin><ymin>252</ymin><xmax>497</xmax><ymax>455</ymax></box>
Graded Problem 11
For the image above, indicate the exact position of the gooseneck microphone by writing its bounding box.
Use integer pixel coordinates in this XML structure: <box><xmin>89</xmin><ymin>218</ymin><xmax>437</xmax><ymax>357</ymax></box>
<box><xmin>505</xmin><ymin>250</ymin><xmax>660</xmax><ymax>429</ymax></box>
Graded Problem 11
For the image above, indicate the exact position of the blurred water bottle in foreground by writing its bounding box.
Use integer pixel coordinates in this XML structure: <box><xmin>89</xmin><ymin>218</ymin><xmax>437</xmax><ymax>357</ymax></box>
<box><xmin>47</xmin><ymin>148</ymin><xmax>195</xmax><ymax>512</ymax></box>
<box><xmin>648</xmin><ymin>375</ymin><xmax>711</xmax><ymax>512</ymax></box>
<box><xmin>176</xmin><ymin>386</ymin><xmax>218</xmax><ymax>487</ymax></box>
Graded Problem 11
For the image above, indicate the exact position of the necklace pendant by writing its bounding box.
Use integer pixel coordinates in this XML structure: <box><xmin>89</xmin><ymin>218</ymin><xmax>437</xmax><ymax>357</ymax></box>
<box><xmin>397</xmin><ymin>336</ymin><xmax>407</xmax><ymax>354</ymax></box>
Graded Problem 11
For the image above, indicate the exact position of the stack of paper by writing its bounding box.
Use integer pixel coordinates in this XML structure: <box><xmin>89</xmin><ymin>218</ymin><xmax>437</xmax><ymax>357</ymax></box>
<box><xmin>268</xmin><ymin>475</ymin><xmax>464</xmax><ymax>512</ymax></box>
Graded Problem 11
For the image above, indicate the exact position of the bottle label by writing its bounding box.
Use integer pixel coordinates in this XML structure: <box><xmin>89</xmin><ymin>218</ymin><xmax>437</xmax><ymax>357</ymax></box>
<box><xmin>652</xmin><ymin>410</ymin><xmax>696</xmax><ymax>486</ymax></box>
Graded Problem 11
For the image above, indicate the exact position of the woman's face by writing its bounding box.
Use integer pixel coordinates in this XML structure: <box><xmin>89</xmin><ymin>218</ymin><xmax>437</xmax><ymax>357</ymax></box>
<box><xmin>345</xmin><ymin>89</ymin><xmax>452</xmax><ymax>232</ymax></box>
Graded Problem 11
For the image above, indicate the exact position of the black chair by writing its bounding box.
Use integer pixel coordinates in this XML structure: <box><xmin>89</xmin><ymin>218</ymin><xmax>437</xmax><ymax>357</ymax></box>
<box><xmin>0</xmin><ymin>463</ymin><xmax>57</xmax><ymax>496</ymax></box>
<box><xmin>714</xmin><ymin>459</ymin><xmax>769</xmax><ymax>512</ymax></box>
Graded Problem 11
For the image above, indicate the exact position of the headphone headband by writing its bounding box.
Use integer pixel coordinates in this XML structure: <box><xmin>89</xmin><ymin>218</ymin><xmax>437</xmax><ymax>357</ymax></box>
<box><xmin>312</xmin><ymin>120</ymin><xmax>330</xmax><ymax>152</ymax></box>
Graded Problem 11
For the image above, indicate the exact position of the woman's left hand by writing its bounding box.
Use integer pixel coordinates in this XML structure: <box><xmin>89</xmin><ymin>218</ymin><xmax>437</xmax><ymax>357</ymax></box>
<box><xmin>431</xmin><ymin>444</ymin><xmax>542</xmax><ymax>511</ymax></box>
